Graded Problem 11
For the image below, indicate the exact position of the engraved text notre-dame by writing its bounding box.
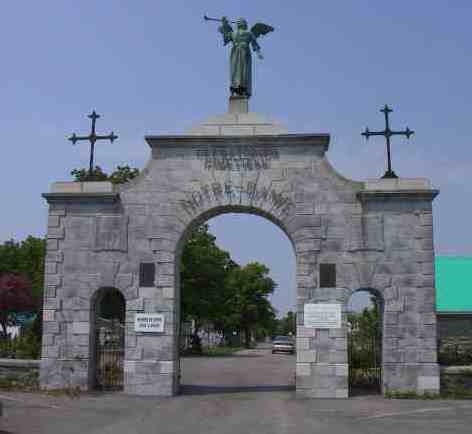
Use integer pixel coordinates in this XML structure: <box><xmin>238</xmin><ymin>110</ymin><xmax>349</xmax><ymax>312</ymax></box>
<box><xmin>179</xmin><ymin>179</ymin><xmax>294</xmax><ymax>219</ymax></box>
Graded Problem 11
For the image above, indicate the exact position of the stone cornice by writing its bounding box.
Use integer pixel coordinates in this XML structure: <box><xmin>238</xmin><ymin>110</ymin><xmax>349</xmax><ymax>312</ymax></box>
<box><xmin>437</xmin><ymin>311</ymin><xmax>472</xmax><ymax>317</ymax></box>
<box><xmin>42</xmin><ymin>192</ymin><xmax>120</xmax><ymax>204</ymax></box>
<box><xmin>357</xmin><ymin>189</ymin><xmax>440</xmax><ymax>202</ymax></box>
<box><xmin>145</xmin><ymin>133</ymin><xmax>330</xmax><ymax>151</ymax></box>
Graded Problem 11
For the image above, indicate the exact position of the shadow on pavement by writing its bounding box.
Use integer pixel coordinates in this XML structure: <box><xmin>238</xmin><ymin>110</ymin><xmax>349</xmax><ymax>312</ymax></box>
<box><xmin>348</xmin><ymin>386</ymin><xmax>382</xmax><ymax>397</ymax></box>
<box><xmin>180</xmin><ymin>384</ymin><xmax>295</xmax><ymax>395</ymax></box>
<box><xmin>181</xmin><ymin>354</ymin><xmax>264</xmax><ymax>358</ymax></box>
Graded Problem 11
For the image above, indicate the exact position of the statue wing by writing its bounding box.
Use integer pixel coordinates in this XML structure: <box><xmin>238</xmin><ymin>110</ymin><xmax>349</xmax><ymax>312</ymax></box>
<box><xmin>250</xmin><ymin>22</ymin><xmax>274</xmax><ymax>39</ymax></box>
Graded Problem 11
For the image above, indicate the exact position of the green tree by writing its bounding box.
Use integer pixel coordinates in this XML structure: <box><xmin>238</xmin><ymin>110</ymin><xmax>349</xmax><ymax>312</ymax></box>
<box><xmin>71</xmin><ymin>165</ymin><xmax>140</xmax><ymax>184</ymax></box>
<box><xmin>275</xmin><ymin>310</ymin><xmax>296</xmax><ymax>336</ymax></box>
<box><xmin>180</xmin><ymin>224</ymin><xmax>236</xmax><ymax>333</ymax></box>
<box><xmin>0</xmin><ymin>237</ymin><xmax>45</xmax><ymax>346</ymax></box>
<box><xmin>0</xmin><ymin>273</ymin><xmax>36</xmax><ymax>339</ymax></box>
<box><xmin>108</xmin><ymin>166</ymin><xmax>140</xmax><ymax>184</ymax></box>
<box><xmin>0</xmin><ymin>237</ymin><xmax>45</xmax><ymax>297</ymax></box>
<box><xmin>347</xmin><ymin>300</ymin><xmax>382</xmax><ymax>375</ymax></box>
<box><xmin>348</xmin><ymin>301</ymin><xmax>381</xmax><ymax>341</ymax></box>
<box><xmin>224</xmin><ymin>262</ymin><xmax>276</xmax><ymax>348</ymax></box>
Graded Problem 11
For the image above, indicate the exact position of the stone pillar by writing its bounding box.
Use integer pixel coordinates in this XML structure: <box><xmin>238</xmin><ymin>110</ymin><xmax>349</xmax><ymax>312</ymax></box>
<box><xmin>228</xmin><ymin>95</ymin><xmax>249</xmax><ymax>114</ymax></box>
<box><xmin>40</xmin><ymin>182</ymin><xmax>120</xmax><ymax>391</ymax></box>
<box><xmin>358</xmin><ymin>178</ymin><xmax>440</xmax><ymax>395</ymax></box>
<box><xmin>296</xmin><ymin>290</ymin><xmax>349</xmax><ymax>398</ymax></box>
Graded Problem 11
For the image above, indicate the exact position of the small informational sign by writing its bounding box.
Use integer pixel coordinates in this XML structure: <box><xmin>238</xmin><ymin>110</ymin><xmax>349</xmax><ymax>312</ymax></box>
<box><xmin>304</xmin><ymin>303</ymin><xmax>341</xmax><ymax>329</ymax></box>
<box><xmin>134</xmin><ymin>313</ymin><xmax>165</xmax><ymax>333</ymax></box>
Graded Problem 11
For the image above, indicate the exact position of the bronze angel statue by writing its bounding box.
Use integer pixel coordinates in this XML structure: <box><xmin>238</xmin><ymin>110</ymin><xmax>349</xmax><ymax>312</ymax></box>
<box><xmin>205</xmin><ymin>15</ymin><xmax>274</xmax><ymax>98</ymax></box>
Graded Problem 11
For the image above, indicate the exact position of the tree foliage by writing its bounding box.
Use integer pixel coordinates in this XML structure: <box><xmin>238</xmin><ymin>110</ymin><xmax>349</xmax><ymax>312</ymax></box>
<box><xmin>180</xmin><ymin>224</ymin><xmax>236</xmax><ymax>330</ymax></box>
<box><xmin>224</xmin><ymin>262</ymin><xmax>276</xmax><ymax>347</ymax></box>
<box><xmin>348</xmin><ymin>301</ymin><xmax>381</xmax><ymax>340</ymax></box>
<box><xmin>180</xmin><ymin>225</ymin><xmax>277</xmax><ymax>347</ymax></box>
<box><xmin>347</xmin><ymin>301</ymin><xmax>382</xmax><ymax>377</ymax></box>
<box><xmin>71</xmin><ymin>165</ymin><xmax>140</xmax><ymax>184</ymax></box>
<box><xmin>0</xmin><ymin>237</ymin><xmax>45</xmax><ymax>297</ymax></box>
<box><xmin>274</xmin><ymin>311</ymin><xmax>296</xmax><ymax>336</ymax></box>
<box><xmin>0</xmin><ymin>273</ymin><xmax>36</xmax><ymax>339</ymax></box>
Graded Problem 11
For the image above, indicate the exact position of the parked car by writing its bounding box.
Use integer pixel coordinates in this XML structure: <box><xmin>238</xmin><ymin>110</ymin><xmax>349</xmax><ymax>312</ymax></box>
<box><xmin>271</xmin><ymin>335</ymin><xmax>295</xmax><ymax>354</ymax></box>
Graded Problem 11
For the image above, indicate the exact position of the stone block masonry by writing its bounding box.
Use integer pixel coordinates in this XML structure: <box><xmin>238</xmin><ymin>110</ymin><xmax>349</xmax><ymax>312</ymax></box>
<box><xmin>40</xmin><ymin>108</ymin><xmax>440</xmax><ymax>397</ymax></box>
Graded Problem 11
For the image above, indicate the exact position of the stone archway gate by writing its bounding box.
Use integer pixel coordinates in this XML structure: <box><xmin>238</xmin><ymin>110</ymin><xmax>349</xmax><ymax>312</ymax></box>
<box><xmin>40</xmin><ymin>106</ymin><xmax>440</xmax><ymax>397</ymax></box>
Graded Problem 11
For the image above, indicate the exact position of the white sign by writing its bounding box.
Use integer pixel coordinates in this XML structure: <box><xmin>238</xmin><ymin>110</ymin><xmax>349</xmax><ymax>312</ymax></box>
<box><xmin>134</xmin><ymin>313</ymin><xmax>165</xmax><ymax>333</ymax></box>
<box><xmin>304</xmin><ymin>303</ymin><xmax>341</xmax><ymax>329</ymax></box>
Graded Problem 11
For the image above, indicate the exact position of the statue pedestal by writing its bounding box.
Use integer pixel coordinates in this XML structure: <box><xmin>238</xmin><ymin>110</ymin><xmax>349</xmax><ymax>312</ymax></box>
<box><xmin>187</xmin><ymin>97</ymin><xmax>287</xmax><ymax>136</ymax></box>
<box><xmin>229</xmin><ymin>95</ymin><xmax>249</xmax><ymax>114</ymax></box>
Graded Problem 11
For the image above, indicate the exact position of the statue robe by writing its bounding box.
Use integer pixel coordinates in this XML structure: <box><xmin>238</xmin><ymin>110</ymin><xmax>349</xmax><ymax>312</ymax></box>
<box><xmin>220</xmin><ymin>26</ymin><xmax>261</xmax><ymax>97</ymax></box>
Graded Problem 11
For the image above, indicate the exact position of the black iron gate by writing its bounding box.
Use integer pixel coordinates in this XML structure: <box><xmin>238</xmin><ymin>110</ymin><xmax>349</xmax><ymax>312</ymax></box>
<box><xmin>348</xmin><ymin>331</ymin><xmax>382</xmax><ymax>394</ymax></box>
<box><xmin>95</xmin><ymin>317</ymin><xmax>124</xmax><ymax>391</ymax></box>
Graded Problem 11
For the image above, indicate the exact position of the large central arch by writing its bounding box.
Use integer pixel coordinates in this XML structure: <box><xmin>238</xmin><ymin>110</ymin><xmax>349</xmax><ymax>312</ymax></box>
<box><xmin>175</xmin><ymin>206</ymin><xmax>297</xmax><ymax>391</ymax></box>
<box><xmin>40</xmin><ymin>108</ymin><xmax>440</xmax><ymax>398</ymax></box>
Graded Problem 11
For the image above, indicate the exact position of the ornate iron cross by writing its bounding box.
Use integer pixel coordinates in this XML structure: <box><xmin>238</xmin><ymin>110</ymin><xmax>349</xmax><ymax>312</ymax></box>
<box><xmin>362</xmin><ymin>105</ymin><xmax>414</xmax><ymax>179</ymax></box>
<box><xmin>68</xmin><ymin>110</ymin><xmax>118</xmax><ymax>175</ymax></box>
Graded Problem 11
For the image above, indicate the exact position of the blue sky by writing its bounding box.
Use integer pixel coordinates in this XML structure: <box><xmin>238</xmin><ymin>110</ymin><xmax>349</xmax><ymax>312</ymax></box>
<box><xmin>1</xmin><ymin>1</ymin><xmax>471</xmax><ymax>315</ymax></box>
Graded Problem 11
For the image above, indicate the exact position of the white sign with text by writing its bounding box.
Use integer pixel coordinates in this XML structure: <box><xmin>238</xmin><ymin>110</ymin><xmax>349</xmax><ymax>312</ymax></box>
<box><xmin>134</xmin><ymin>313</ymin><xmax>165</xmax><ymax>333</ymax></box>
<box><xmin>304</xmin><ymin>303</ymin><xmax>341</xmax><ymax>329</ymax></box>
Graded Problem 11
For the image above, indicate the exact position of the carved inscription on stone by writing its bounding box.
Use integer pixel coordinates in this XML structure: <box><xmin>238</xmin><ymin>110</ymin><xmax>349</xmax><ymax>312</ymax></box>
<box><xmin>179</xmin><ymin>179</ymin><xmax>294</xmax><ymax>218</ymax></box>
<box><xmin>196</xmin><ymin>145</ymin><xmax>279</xmax><ymax>171</ymax></box>
<box><xmin>94</xmin><ymin>215</ymin><xmax>128</xmax><ymax>251</ymax></box>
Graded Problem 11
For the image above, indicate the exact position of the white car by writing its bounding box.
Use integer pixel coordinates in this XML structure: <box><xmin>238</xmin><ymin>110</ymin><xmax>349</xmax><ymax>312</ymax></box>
<box><xmin>271</xmin><ymin>336</ymin><xmax>295</xmax><ymax>354</ymax></box>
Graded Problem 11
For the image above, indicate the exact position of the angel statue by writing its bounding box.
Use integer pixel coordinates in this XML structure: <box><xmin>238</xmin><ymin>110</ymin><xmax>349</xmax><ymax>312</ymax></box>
<box><xmin>205</xmin><ymin>15</ymin><xmax>274</xmax><ymax>98</ymax></box>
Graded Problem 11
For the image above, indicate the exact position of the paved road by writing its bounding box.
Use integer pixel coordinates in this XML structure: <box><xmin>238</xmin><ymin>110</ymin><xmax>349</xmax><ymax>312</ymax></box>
<box><xmin>1</xmin><ymin>348</ymin><xmax>472</xmax><ymax>434</ymax></box>
<box><xmin>180</xmin><ymin>346</ymin><xmax>295</xmax><ymax>394</ymax></box>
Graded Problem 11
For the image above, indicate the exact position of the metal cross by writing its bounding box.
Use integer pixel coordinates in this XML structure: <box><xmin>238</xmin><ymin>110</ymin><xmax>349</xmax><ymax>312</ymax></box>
<box><xmin>361</xmin><ymin>104</ymin><xmax>414</xmax><ymax>179</ymax></box>
<box><xmin>68</xmin><ymin>110</ymin><xmax>118</xmax><ymax>175</ymax></box>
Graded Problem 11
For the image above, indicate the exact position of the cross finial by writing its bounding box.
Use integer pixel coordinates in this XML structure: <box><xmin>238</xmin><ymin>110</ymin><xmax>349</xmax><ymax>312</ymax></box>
<box><xmin>362</xmin><ymin>105</ymin><xmax>414</xmax><ymax>179</ymax></box>
<box><xmin>68</xmin><ymin>110</ymin><xmax>118</xmax><ymax>177</ymax></box>
<box><xmin>88</xmin><ymin>110</ymin><xmax>100</xmax><ymax>121</ymax></box>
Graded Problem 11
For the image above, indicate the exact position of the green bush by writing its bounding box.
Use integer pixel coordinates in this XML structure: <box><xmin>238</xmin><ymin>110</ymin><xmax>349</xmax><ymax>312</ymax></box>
<box><xmin>0</xmin><ymin>371</ymin><xmax>38</xmax><ymax>391</ymax></box>
<box><xmin>439</xmin><ymin>345</ymin><xmax>472</xmax><ymax>366</ymax></box>
<box><xmin>0</xmin><ymin>327</ymin><xmax>41</xmax><ymax>359</ymax></box>
<box><xmin>385</xmin><ymin>390</ymin><xmax>439</xmax><ymax>399</ymax></box>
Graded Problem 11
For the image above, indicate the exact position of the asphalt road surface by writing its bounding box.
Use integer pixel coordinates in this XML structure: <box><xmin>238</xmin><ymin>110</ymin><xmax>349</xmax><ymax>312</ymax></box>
<box><xmin>1</xmin><ymin>347</ymin><xmax>472</xmax><ymax>434</ymax></box>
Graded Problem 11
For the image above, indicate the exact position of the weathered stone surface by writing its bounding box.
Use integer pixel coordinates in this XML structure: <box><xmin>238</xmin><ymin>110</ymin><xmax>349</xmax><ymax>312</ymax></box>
<box><xmin>46</xmin><ymin>251</ymin><xmax>63</xmax><ymax>263</ymax></box>
<box><xmin>40</xmin><ymin>119</ymin><xmax>439</xmax><ymax>398</ymax></box>
<box><xmin>46</xmin><ymin>238</ymin><xmax>59</xmax><ymax>251</ymax></box>
<box><xmin>47</xmin><ymin>227</ymin><xmax>65</xmax><ymax>239</ymax></box>
<box><xmin>116</xmin><ymin>273</ymin><xmax>133</xmax><ymax>289</ymax></box>
<box><xmin>48</xmin><ymin>215</ymin><xmax>60</xmax><ymax>228</ymax></box>
<box><xmin>42</xmin><ymin>321</ymin><xmax>60</xmax><ymax>334</ymax></box>
<box><xmin>43</xmin><ymin>307</ymin><xmax>56</xmax><ymax>321</ymax></box>
<box><xmin>296</xmin><ymin>363</ymin><xmax>311</xmax><ymax>376</ymax></box>
<box><xmin>94</xmin><ymin>215</ymin><xmax>128</xmax><ymax>251</ymax></box>
<box><xmin>71</xmin><ymin>322</ymin><xmax>90</xmax><ymax>335</ymax></box>
<box><xmin>297</xmin><ymin>350</ymin><xmax>317</xmax><ymax>363</ymax></box>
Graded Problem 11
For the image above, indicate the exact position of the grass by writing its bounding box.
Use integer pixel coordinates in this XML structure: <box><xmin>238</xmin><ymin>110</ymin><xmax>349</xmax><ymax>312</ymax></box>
<box><xmin>44</xmin><ymin>386</ymin><xmax>82</xmax><ymax>398</ymax></box>
<box><xmin>0</xmin><ymin>373</ymin><xmax>39</xmax><ymax>392</ymax></box>
<box><xmin>181</xmin><ymin>346</ymin><xmax>243</xmax><ymax>357</ymax></box>
<box><xmin>385</xmin><ymin>388</ymin><xmax>472</xmax><ymax>400</ymax></box>
<box><xmin>202</xmin><ymin>346</ymin><xmax>243</xmax><ymax>356</ymax></box>
<box><xmin>385</xmin><ymin>390</ymin><xmax>441</xmax><ymax>399</ymax></box>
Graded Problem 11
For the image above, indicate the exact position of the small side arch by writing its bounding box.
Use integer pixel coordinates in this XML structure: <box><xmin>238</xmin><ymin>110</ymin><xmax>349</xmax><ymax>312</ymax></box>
<box><xmin>89</xmin><ymin>287</ymin><xmax>126</xmax><ymax>390</ymax></box>
<box><xmin>346</xmin><ymin>287</ymin><xmax>384</xmax><ymax>396</ymax></box>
